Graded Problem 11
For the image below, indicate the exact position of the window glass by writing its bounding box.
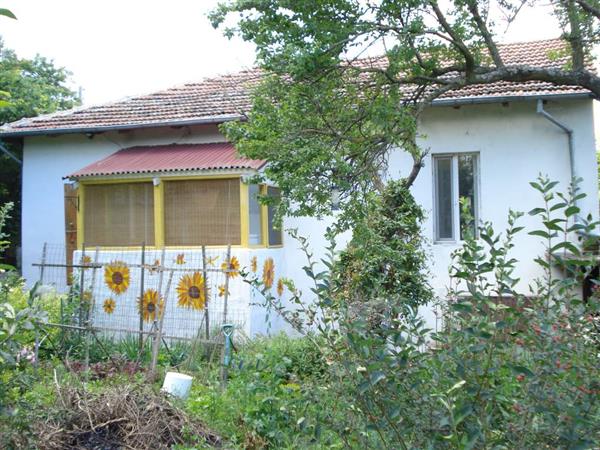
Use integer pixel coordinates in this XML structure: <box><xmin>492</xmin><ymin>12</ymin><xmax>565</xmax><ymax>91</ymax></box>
<box><xmin>267</xmin><ymin>186</ymin><xmax>283</xmax><ymax>246</ymax></box>
<box><xmin>164</xmin><ymin>178</ymin><xmax>240</xmax><ymax>246</ymax></box>
<box><xmin>435</xmin><ymin>157</ymin><xmax>454</xmax><ymax>240</ymax></box>
<box><xmin>248</xmin><ymin>184</ymin><xmax>263</xmax><ymax>245</ymax></box>
<box><xmin>84</xmin><ymin>182</ymin><xmax>154</xmax><ymax>246</ymax></box>
<box><xmin>458</xmin><ymin>154</ymin><xmax>477</xmax><ymax>239</ymax></box>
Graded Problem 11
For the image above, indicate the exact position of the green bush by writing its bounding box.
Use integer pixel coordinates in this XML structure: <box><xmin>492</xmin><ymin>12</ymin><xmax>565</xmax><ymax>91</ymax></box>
<box><xmin>246</xmin><ymin>177</ymin><xmax>600</xmax><ymax>448</ymax></box>
<box><xmin>186</xmin><ymin>333</ymin><xmax>340</xmax><ymax>449</ymax></box>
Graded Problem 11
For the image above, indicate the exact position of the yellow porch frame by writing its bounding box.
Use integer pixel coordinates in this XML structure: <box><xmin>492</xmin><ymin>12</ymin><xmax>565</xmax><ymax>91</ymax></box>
<box><xmin>153</xmin><ymin>180</ymin><xmax>165</xmax><ymax>248</ymax></box>
<box><xmin>76</xmin><ymin>174</ymin><xmax>274</xmax><ymax>250</ymax></box>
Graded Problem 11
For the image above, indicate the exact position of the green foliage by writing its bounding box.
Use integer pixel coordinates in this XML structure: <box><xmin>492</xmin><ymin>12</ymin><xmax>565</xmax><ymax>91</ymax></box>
<box><xmin>0</xmin><ymin>8</ymin><xmax>16</xmax><ymax>21</ymax></box>
<box><xmin>0</xmin><ymin>203</ymin><xmax>45</xmax><ymax>369</ymax></box>
<box><xmin>334</xmin><ymin>180</ymin><xmax>432</xmax><ymax>312</ymax></box>
<box><xmin>186</xmin><ymin>334</ymin><xmax>340</xmax><ymax>449</ymax></box>
<box><xmin>244</xmin><ymin>177</ymin><xmax>600</xmax><ymax>448</ymax></box>
<box><xmin>0</xmin><ymin>39</ymin><xmax>80</xmax><ymax>264</ymax></box>
<box><xmin>0</xmin><ymin>38</ymin><xmax>79</xmax><ymax>125</ymax></box>
<box><xmin>221</xmin><ymin>70</ymin><xmax>420</xmax><ymax>230</ymax></box>
<box><xmin>0</xmin><ymin>201</ymin><xmax>12</xmax><ymax>269</ymax></box>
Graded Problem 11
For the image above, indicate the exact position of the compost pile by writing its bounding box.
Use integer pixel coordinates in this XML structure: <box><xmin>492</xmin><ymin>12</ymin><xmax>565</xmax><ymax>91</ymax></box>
<box><xmin>34</xmin><ymin>383</ymin><xmax>221</xmax><ymax>449</ymax></box>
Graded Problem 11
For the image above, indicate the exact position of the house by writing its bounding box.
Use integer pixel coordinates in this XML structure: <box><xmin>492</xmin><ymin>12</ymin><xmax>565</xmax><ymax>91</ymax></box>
<box><xmin>1</xmin><ymin>38</ymin><xmax>599</xmax><ymax>336</ymax></box>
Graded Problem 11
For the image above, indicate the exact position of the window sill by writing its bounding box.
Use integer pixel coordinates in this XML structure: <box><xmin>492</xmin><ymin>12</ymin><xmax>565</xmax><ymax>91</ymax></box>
<box><xmin>433</xmin><ymin>238</ymin><xmax>480</xmax><ymax>245</ymax></box>
<box><xmin>434</xmin><ymin>239</ymin><xmax>458</xmax><ymax>245</ymax></box>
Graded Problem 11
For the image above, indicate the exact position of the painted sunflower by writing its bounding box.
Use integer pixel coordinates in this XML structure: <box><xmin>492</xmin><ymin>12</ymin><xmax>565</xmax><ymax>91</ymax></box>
<box><xmin>103</xmin><ymin>298</ymin><xmax>116</xmax><ymax>314</ymax></box>
<box><xmin>176</xmin><ymin>272</ymin><xmax>207</xmax><ymax>310</ymax></box>
<box><xmin>138</xmin><ymin>289</ymin><xmax>164</xmax><ymax>323</ymax></box>
<box><xmin>221</xmin><ymin>256</ymin><xmax>240</xmax><ymax>279</ymax></box>
<box><xmin>104</xmin><ymin>261</ymin><xmax>130</xmax><ymax>295</ymax></box>
<box><xmin>175</xmin><ymin>253</ymin><xmax>186</xmax><ymax>265</ymax></box>
<box><xmin>206</xmin><ymin>255</ymin><xmax>219</xmax><ymax>267</ymax></box>
<box><xmin>250</xmin><ymin>256</ymin><xmax>257</xmax><ymax>273</ymax></box>
<box><xmin>218</xmin><ymin>284</ymin><xmax>229</xmax><ymax>298</ymax></box>
<box><xmin>262</xmin><ymin>258</ymin><xmax>275</xmax><ymax>289</ymax></box>
<box><xmin>277</xmin><ymin>278</ymin><xmax>285</xmax><ymax>297</ymax></box>
<box><xmin>80</xmin><ymin>255</ymin><xmax>92</xmax><ymax>269</ymax></box>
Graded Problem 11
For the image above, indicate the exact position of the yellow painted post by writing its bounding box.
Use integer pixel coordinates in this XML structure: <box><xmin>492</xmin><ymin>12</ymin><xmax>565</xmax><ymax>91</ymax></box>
<box><xmin>153</xmin><ymin>180</ymin><xmax>165</xmax><ymax>248</ymax></box>
<box><xmin>76</xmin><ymin>183</ymin><xmax>85</xmax><ymax>249</ymax></box>
<box><xmin>260</xmin><ymin>184</ymin><xmax>268</xmax><ymax>247</ymax></box>
<box><xmin>239</xmin><ymin>180</ymin><xmax>249</xmax><ymax>248</ymax></box>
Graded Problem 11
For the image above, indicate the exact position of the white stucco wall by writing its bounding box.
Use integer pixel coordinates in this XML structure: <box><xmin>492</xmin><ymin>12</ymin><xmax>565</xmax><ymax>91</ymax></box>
<box><xmin>392</xmin><ymin>99</ymin><xmax>599</xmax><ymax>327</ymax></box>
<box><xmin>20</xmin><ymin>98</ymin><xmax>600</xmax><ymax>335</ymax></box>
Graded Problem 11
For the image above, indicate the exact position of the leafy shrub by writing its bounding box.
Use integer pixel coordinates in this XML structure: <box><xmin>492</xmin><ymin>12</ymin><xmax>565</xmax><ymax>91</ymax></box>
<box><xmin>236</xmin><ymin>333</ymin><xmax>328</xmax><ymax>381</ymax></box>
<box><xmin>186</xmin><ymin>333</ymin><xmax>339</xmax><ymax>449</ymax></box>
<box><xmin>248</xmin><ymin>177</ymin><xmax>600</xmax><ymax>448</ymax></box>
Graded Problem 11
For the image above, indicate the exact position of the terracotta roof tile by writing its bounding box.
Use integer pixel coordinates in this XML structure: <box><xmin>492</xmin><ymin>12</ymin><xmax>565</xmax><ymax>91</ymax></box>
<box><xmin>1</xmin><ymin>39</ymin><xmax>592</xmax><ymax>136</ymax></box>
<box><xmin>66</xmin><ymin>143</ymin><xmax>266</xmax><ymax>178</ymax></box>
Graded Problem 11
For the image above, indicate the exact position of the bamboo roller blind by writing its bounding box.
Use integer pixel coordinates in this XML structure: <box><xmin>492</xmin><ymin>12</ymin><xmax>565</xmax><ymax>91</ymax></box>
<box><xmin>164</xmin><ymin>178</ymin><xmax>241</xmax><ymax>246</ymax></box>
<box><xmin>84</xmin><ymin>182</ymin><xmax>155</xmax><ymax>246</ymax></box>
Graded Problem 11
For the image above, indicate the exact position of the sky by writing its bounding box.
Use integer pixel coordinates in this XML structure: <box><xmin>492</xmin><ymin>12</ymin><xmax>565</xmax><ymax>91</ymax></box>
<box><xmin>0</xmin><ymin>0</ymin><xmax>563</xmax><ymax>106</ymax></box>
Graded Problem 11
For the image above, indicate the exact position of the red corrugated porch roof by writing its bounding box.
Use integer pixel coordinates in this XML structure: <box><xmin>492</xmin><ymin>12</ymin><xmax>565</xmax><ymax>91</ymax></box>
<box><xmin>66</xmin><ymin>142</ymin><xmax>266</xmax><ymax>179</ymax></box>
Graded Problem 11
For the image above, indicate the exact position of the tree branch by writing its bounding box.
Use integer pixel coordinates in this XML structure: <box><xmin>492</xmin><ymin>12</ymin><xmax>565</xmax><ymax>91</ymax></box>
<box><xmin>424</xmin><ymin>65</ymin><xmax>600</xmax><ymax>99</ymax></box>
<box><xmin>565</xmin><ymin>0</ymin><xmax>586</xmax><ymax>71</ymax></box>
<box><xmin>428</xmin><ymin>0</ymin><xmax>476</xmax><ymax>75</ymax></box>
<box><xmin>466</xmin><ymin>0</ymin><xmax>504</xmax><ymax>67</ymax></box>
<box><xmin>575</xmin><ymin>0</ymin><xmax>600</xmax><ymax>19</ymax></box>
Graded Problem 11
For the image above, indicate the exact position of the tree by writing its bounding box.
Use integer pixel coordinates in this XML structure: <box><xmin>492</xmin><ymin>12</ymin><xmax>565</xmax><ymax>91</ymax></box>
<box><xmin>0</xmin><ymin>38</ymin><xmax>80</xmax><ymax>265</ymax></box>
<box><xmin>211</xmin><ymin>0</ymin><xmax>600</xmax><ymax>227</ymax></box>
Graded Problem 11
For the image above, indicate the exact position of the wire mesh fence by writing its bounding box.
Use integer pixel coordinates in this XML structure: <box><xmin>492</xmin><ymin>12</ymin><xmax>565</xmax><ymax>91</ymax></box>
<box><xmin>32</xmin><ymin>242</ymin><xmax>251</xmax><ymax>374</ymax></box>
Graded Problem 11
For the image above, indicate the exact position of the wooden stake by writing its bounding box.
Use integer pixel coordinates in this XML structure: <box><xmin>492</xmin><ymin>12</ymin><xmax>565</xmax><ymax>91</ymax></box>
<box><xmin>149</xmin><ymin>270</ymin><xmax>174</xmax><ymax>380</ymax></box>
<box><xmin>138</xmin><ymin>243</ymin><xmax>146</xmax><ymax>355</ymax></box>
<box><xmin>79</xmin><ymin>244</ymin><xmax>86</xmax><ymax>329</ymax></box>
<box><xmin>84</xmin><ymin>248</ymin><xmax>100</xmax><ymax>373</ymax></box>
<box><xmin>202</xmin><ymin>245</ymin><xmax>210</xmax><ymax>340</ymax></box>
<box><xmin>34</xmin><ymin>242</ymin><xmax>48</xmax><ymax>374</ymax></box>
<box><xmin>39</xmin><ymin>242</ymin><xmax>47</xmax><ymax>284</ymax></box>
<box><xmin>223</xmin><ymin>245</ymin><xmax>231</xmax><ymax>324</ymax></box>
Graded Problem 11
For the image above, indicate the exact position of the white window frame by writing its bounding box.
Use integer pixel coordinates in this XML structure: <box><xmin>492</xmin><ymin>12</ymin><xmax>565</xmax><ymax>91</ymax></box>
<box><xmin>432</xmin><ymin>152</ymin><xmax>480</xmax><ymax>242</ymax></box>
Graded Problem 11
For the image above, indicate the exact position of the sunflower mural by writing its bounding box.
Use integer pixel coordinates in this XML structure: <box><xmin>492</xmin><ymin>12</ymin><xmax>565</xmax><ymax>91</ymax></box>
<box><xmin>175</xmin><ymin>253</ymin><xmax>186</xmax><ymax>265</ymax></box>
<box><xmin>176</xmin><ymin>272</ymin><xmax>207</xmax><ymax>310</ymax></box>
<box><xmin>104</xmin><ymin>261</ymin><xmax>130</xmax><ymax>295</ymax></box>
<box><xmin>103</xmin><ymin>298</ymin><xmax>116</xmax><ymax>314</ymax></box>
<box><xmin>277</xmin><ymin>278</ymin><xmax>285</xmax><ymax>297</ymax></box>
<box><xmin>139</xmin><ymin>289</ymin><xmax>164</xmax><ymax>323</ymax></box>
<box><xmin>80</xmin><ymin>255</ymin><xmax>92</xmax><ymax>269</ymax></box>
<box><xmin>221</xmin><ymin>256</ymin><xmax>240</xmax><ymax>279</ymax></box>
<box><xmin>262</xmin><ymin>258</ymin><xmax>275</xmax><ymax>289</ymax></box>
<box><xmin>250</xmin><ymin>256</ymin><xmax>257</xmax><ymax>273</ymax></box>
<box><xmin>218</xmin><ymin>284</ymin><xmax>229</xmax><ymax>298</ymax></box>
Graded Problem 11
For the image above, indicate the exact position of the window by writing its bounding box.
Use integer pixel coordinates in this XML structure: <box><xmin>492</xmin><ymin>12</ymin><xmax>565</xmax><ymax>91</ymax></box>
<box><xmin>164</xmin><ymin>178</ymin><xmax>241</xmax><ymax>246</ymax></box>
<box><xmin>266</xmin><ymin>186</ymin><xmax>283</xmax><ymax>246</ymax></box>
<box><xmin>248</xmin><ymin>184</ymin><xmax>263</xmax><ymax>245</ymax></box>
<box><xmin>433</xmin><ymin>153</ymin><xmax>479</xmax><ymax>241</ymax></box>
<box><xmin>84</xmin><ymin>182</ymin><xmax>154</xmax><ymax>246</ymax></box>
<box><xmin>80</xmin><ymin>177</ymin><xmax>285</xmax><ymax>248</ymax></box>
